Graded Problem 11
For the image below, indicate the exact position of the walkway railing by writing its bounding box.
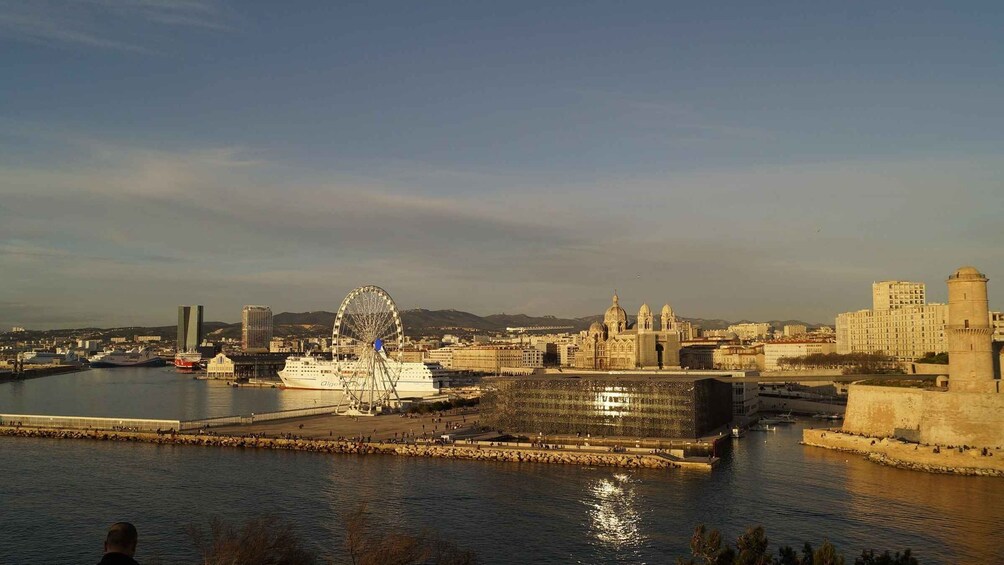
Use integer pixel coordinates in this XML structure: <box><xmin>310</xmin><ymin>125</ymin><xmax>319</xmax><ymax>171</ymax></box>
<box><xmin>180</xmin><ymin>404</ymin><xmax>341</xmax><ymax>430</ymax></box>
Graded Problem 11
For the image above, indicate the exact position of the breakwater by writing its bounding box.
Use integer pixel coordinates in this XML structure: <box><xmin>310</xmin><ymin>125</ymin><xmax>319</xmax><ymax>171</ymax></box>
<box><xmin>0</xmin><ymin>365</ymin><xmax>85</xmax><ymax>382</ymax></box>
<box><xmin>802</xmin><ymin>428</ymin><xmax>1004</xmax><ymax>477</ymax></box>
<box><xmin>0</xmin><ymin>426</ymin><xmax>676</xmax><ymax>470</ymax></box>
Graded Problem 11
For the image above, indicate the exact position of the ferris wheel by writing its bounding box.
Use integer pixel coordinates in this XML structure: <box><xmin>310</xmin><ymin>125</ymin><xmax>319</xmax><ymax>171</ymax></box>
<box><xmin>332</xmin><ymin>285</ymin><xmax>405</xmax><ymax>415</ymax></box>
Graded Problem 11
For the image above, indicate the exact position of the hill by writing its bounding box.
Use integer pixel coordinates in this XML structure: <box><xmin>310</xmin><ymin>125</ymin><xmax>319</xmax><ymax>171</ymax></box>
<box><xmin>5</xmin><ymin>311</ymin><xmax>823</xmax><ymax>340</ymax></box>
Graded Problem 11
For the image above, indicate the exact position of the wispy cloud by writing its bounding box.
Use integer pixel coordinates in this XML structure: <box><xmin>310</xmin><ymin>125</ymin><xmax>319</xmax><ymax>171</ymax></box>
<box><xmin>2</xmin><ymin>125</ymin><xmax>1002</xmax><ymax>328</ymax></box>
<box><xmin>0</xmin><ymin>0</ymin><xmax>232</xmax><ymax>52</ymax></box>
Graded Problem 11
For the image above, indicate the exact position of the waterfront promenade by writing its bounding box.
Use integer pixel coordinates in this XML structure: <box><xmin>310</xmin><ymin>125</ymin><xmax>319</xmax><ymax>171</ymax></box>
<box><xmin>802</xmin><ymin>427</ymin><xmax>1004</xmax><ymax>477</ymax></box>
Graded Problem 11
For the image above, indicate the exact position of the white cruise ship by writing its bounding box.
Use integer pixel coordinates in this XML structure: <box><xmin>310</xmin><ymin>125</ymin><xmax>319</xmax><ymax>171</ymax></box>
<box><xmin>278</xmin><ymin>354</ymin><xmax>451</xmax><ymax>397</ymax></box>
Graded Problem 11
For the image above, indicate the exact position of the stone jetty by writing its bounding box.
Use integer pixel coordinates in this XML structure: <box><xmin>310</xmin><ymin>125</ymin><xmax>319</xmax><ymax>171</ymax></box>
<box><xmin>0</xmin><ymin>426</ymin><xmax>676</xmax><ymax>470</ymax></box>
<box><xmin>802</xmin><ymin>428</ymin><xmax>1004</xmax><ymax>477</ymax></box>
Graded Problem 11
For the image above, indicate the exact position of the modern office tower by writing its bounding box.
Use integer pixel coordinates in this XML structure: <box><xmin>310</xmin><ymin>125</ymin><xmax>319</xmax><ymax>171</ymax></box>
<box><xmin>242</xmin><ymin>305</ymin><xmax>273</xmax><ymax>351</ymax></box>
<box><xmin>177</xmin><ymin>305</ymin><xmax>204</xmax><ymax>352</ymax></box>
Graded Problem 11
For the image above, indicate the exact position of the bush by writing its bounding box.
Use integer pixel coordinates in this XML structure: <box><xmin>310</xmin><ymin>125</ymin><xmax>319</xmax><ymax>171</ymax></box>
<box><xmin>187</xmin><ymin>506</ymin><xmax>478</xmax><ymax>565</ymax></box>
<box><xmin>677</xmin><ymin>525</ymin><xmax>917</xmax><ymax>565</ymax></box>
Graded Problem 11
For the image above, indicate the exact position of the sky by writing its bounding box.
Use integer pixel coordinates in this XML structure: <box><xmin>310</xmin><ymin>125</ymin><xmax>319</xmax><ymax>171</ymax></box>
<box><xmin>2</xmin><ymin>1</ymin><xmax>1003</xmax><ymax>328</ymax></box>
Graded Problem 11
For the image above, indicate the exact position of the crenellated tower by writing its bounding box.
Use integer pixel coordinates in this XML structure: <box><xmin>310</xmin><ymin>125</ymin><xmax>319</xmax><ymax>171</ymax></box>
<box><xmin>946</xmin><ymin>266</ymin><xmax>999</xmax><ymax>393</ymax></box>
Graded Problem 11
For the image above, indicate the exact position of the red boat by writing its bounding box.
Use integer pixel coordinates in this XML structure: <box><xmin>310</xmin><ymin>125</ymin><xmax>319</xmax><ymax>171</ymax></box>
<box><xmin>174</xmin><ymin>351</ymin><xmax>203</xmax><ymax>370</ymax></box>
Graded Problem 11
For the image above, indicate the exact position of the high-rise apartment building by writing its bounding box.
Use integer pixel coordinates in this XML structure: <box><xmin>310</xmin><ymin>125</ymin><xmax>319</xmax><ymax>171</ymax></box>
<box><xmin>872</xmin><ymin>281</ymin><xmax>926</xmax><ymax>311</ymax></box>
<box><xmin>177</xmin><ymin>305</ymin><xmax>203</xmax><ymax>352</ymax></box>
<box><xmin>837</xmin><ymin>280</ymin><xmax>948</xmax><ymax>360</ymax></box>
<box><xmin>242</xmin><ymin>305</ymin><xmax>273</xmax><ymax>351</ymax></box>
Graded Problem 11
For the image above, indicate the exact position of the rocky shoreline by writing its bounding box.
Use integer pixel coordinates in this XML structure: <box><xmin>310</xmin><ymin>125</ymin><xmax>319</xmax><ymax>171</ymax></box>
<box><xmin>802</xmin><ymin>428</ymin><xmax>1004</xmax><ymax>477</ymax></box>
<box><xmin>0</xmin><ymin>426</ymin><xmax>675</xmax><ymax>470</ymax></box>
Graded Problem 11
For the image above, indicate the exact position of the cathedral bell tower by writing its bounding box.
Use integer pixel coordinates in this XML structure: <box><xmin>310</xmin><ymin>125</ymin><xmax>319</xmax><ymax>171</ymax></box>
<box><xmin>637</xmin><ymin>304</ymin><xmax>653</xmax><ymax>333</ymax></box>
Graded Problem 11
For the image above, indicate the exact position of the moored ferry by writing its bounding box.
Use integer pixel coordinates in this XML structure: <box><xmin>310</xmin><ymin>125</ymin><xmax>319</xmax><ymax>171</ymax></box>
<box><xmin>89</xmin><ymin>348</ymin><xmax>166</xmax><ymax>368</ymax></box>
<box><xmin>278</xmin><ymin>354</ymin><xmax>451</xmax><ymax>397</ymax></box>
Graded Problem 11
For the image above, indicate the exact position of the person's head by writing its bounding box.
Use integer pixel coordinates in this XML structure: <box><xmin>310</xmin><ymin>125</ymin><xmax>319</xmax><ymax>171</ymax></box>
<box><xmin>104</xmin><ymin>522</ymin><xmax>138</xmax><ymax>556</ymax></box>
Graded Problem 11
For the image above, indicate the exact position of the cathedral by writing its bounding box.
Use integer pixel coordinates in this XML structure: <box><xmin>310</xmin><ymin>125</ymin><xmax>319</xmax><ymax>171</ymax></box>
<box><xmin>574</xmin><ymin>293</ymin><xmax>683</xmax><ymax>370</ymax></box>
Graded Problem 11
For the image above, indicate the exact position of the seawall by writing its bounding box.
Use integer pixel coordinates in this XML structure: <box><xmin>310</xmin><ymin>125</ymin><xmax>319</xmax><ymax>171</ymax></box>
<box><xmin>0</xmin><ymin>426</ymin><xmax>677</xmax><ymax>470</ymax></box>
<box><xmin>802</xmin><ymin>428</ymin><xmax>1004</xmax><ymax>477</ymax></box>
<box><xmin>842</xmin><ymin>384</ymin><xmax>1004</xmax><ymax>448</ymax></box>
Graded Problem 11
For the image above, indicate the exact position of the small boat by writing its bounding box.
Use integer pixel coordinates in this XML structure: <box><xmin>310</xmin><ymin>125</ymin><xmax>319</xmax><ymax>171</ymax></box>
<box><xmin>750</xmin><ymin>423</ymin><xmax>777</xmax><ymax>432</ymax></box>
<box><xmin>776</xmin><ymin>412</ymin><xmax>797</xmax><ymax>424</ymax></box>
<box><xmin>731</xmin><ymin>426</ymin><xmax>745</xmax><ymax>438</ymax></box>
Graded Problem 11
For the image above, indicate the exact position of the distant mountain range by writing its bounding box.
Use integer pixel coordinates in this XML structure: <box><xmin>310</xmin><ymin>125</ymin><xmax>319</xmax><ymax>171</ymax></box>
<box><xmin>9</xmin><ymin>309</ymin><xmax>821</xmax><ymax>340</ymax></box>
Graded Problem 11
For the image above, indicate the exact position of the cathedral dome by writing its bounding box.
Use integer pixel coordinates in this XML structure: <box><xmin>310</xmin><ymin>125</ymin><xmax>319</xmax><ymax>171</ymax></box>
<box><xmin>661</xmin><ymin>304</ymin><xmax>674</xmax><ymax>316</ymax></box>
<box><xmin>588</xmin><ymin>321</ymin><xmax>605</xmax><ymax>335</ymax></box>
<box><xmin>638</xmin><ymin>303</ymin><xmax>651</xmax><ymax>315</ymax></box>
<box><xmin>604</xmin><ymin>293</ymin><xmax>628</xmax><ymax>327</ymax></box>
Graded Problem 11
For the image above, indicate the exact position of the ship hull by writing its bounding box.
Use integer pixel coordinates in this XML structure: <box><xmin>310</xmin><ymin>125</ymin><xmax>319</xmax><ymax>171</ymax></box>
<box><xmin>174</xmin><ymin>352</ymin><xmax>203</xmax><ymax>370</ymax></box>
<box><xmin>278</xmin><ymin>358</ymin><xmax>446</xmax><ymax>397</ymax></box>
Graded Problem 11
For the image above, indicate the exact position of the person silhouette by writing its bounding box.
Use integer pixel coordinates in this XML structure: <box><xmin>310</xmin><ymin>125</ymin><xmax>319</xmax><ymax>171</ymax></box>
<box><xmin>98</xmin><ymin>522</ymin><xmax>139</xmax><ymax>565</ymax></box>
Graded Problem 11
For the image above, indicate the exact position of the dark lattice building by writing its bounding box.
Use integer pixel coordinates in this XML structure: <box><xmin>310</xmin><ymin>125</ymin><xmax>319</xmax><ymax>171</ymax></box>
<box><xmin>480</xmin><ymin>374</ymin><xmax>733</xmax><ymax>439</ymax></box>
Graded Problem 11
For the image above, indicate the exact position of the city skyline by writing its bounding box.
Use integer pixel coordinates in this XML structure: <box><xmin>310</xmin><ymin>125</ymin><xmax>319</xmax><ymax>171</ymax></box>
<box><xmin>3</xmin><ymin>2</ymin><xmax>1003</xmax><ymax>328</ymax></box>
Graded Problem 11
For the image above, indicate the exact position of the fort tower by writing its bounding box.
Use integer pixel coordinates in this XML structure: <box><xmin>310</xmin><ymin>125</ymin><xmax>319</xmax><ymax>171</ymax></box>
<box><xmin>946</xmin><ymin>266</ymin><xmax>998</xmax><ymax>393</ymax></box>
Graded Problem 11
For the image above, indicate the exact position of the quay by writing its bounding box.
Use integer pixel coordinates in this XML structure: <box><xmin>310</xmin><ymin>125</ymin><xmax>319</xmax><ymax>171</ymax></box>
<box><xmin>802</xmin><ymin>427</ymin><xmax>1004</xmax><ymax>477</ymax></box>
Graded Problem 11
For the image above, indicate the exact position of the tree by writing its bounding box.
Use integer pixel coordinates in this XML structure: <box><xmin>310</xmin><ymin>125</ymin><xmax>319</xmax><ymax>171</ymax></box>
<box><xmin>678</xmin><ymin>524</ymin><xmax>735</xmax><ymax>565</ymax></box>
<box><xmin>734</xmin><ymin>526</ymin><xmax>772</xmax><ymax>565</ymax></box>
<box><xmin>855</xmin><ymin>549</ymin><xmax>918</xmax><ymax>565</ymax></box>
<box><xmin>187</xmin><ymin>515</ymin><xmax>317</xmax><ymax>565</ymax></box>
<box><xmin>813</xmin><ymin>540</ymin><xmax>845</xmax><ymax>565</ymax></box>
<box><xmin>343</xmin><ymin>503</ymin><xmax>478</xmax><ymax>565</ymax></box>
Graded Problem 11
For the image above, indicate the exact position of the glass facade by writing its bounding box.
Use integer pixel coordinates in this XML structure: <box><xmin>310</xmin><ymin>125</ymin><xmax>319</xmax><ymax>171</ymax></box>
<box><xmin>480</xmin><ymin>375</ymin><xmax>733</xmax><ymax>439</ymax></box>
<box><xmin>177</xmin><ymin>305</ymin><xmax>204</xmax><ymax>352</ymax></box>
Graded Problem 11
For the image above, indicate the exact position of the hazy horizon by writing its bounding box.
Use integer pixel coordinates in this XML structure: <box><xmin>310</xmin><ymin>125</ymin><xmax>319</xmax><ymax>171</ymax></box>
<box><xmin>3</xmin><ymin>2</ymin><xmax>1002</xmax><ymax>329</ymax></box>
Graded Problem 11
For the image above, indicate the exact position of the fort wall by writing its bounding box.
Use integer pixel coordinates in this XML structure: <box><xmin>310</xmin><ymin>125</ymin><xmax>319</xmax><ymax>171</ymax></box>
<box><xmin>842</xmin><ymin>384</ymin><xmax>1004</xmax><ymax>448</ymax></box>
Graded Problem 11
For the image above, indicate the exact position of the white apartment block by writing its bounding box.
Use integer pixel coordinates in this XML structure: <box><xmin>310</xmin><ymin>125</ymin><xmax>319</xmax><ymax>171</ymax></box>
<box><xmin>727</xmin><ymin>323</ymin><xmax>771</xmax><ymax>342</ymax></box>
<box><xmin>713</xmin><ymin>344</ymin><xmax>764</xmax><ymax>371</ymax></box>
<box><xmin>558</xmin><ymin>343</ymin><xmax>579</xmax><ymax>366</ymax></box>
<box><xmin>993</xmin><ymin>311</ymin><xmax>1004</xmax><ymax>342</ymax></box>
<box><xmin>450</xmin><ymin>345</ymin><xmax>524</xmax><ymax>372</ymax></box>
<box><xmin>763</xmin><ymin>341</ymin><xmax>837</xmax><ymax>370</ymax></box>
<box><xmin>521</xmin><ymin>348</ymin><xmax>544</xmax><ymax>368</ymax></box>
<box><xmin>872</xmin><ymin>280</ymin><xmax>926</xmax><ymax>311</ymax></box>
<box><xmin>782</xmin><ymin>324</ymin><xmax>807</xmax><ymax>337</ymax></box>
<box><xmin>836</xmin><ymin>304</ymin><xmax>948</xmax><ymax>361</ymax></box>
<box><xmin>424</xmin><ymin>347</ymin><xmax>455</xmax><ymax>368</ymax></box>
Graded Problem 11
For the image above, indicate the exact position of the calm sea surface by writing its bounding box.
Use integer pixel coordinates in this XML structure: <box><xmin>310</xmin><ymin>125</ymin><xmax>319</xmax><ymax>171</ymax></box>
<box><xmin>1</xmin><ymin>368</ymin><xmax>1002</xmax><ymax>564</ymax></box>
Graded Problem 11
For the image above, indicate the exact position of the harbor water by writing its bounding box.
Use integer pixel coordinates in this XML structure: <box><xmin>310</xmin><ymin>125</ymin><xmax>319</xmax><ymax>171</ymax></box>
<box><xmin>1</xmin><ymin>368</ymin><xmax>1002</xmax><ymax>564</ymax></box>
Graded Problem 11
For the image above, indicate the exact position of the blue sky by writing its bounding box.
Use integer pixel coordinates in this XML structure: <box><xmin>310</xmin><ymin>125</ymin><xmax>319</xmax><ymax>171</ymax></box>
<box><xmin>2</xmin><ymin>1</ymin><xmax>1003</xmax><ymax>328</ymax></box>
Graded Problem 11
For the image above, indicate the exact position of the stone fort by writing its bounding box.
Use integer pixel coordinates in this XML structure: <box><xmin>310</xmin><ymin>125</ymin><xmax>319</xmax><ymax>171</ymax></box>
<box><xmin>842</xmin><ymin>267</ymin><xmax>1004</xmax><ymax>448</ymax></box>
